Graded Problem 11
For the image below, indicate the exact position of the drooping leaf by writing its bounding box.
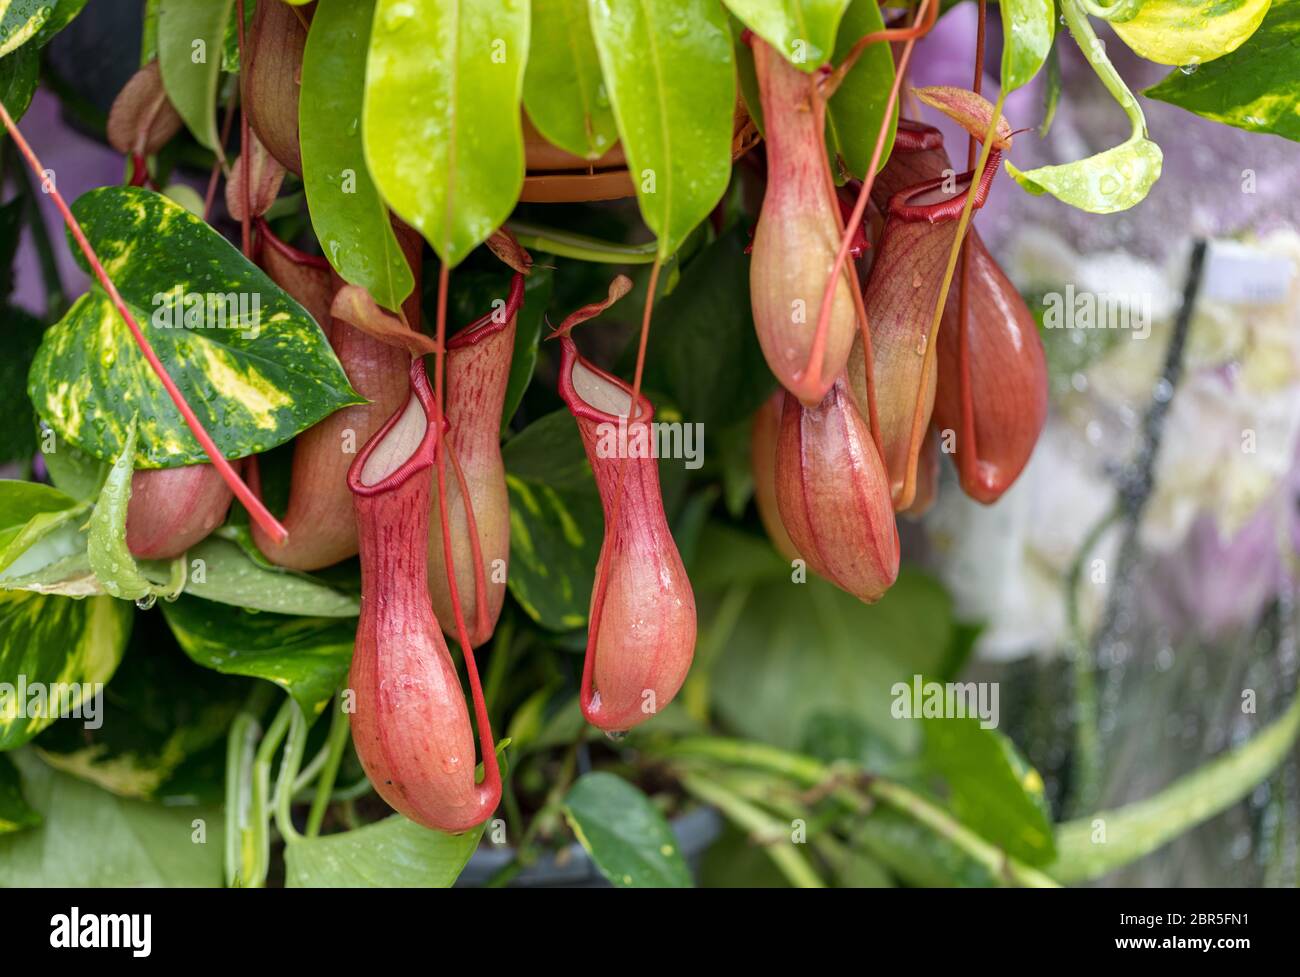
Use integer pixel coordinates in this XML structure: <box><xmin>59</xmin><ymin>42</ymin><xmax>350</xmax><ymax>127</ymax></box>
<box><xmin>825</xmin><ymin>0</ymin><xmax>897</xmax><ymax>178</ymax></box>
<box><xmin>999</xmin><ymin>0</ymin><xmax>1055</xmax><ymax>94</ymax></box>
<box><xmin>286</xmin><ymin>814</ymin><xmax>484</xmax><ymax>887</ymax></box>
<box><xmin>157</xmin><ymin>0</ymin><xmax>237</xmax><ymax>151</ymax></box>
<box><xmin>87</xmin><ymin>419</ymin><xmax>182</xmax><ymax>602</ymax></box>
<box><xmin>0</xmin><ymin>590</ymin><xmax>133</xmax><ymax>749</ymax></box>
<box><xmin>0</xmin><ymin>752</ymin><xmax>39</xmax><ymax>833</ymax></box>
<box><xmin>28</xmin><ymin>186</ymin><xmax>361</xmax><ymax>467</ymax></box>
<box><xmin>502</xmin><ymin>410</ymin><xmax>602</xmax><ymax>630</ymax></box>
<box><xmin>722</xmin><ymin>0</ymin><xmax>850</xmax><ymax>71</ymax></box>
<box><xmin>587</xmin><ymin>0</ymin><xmax>735</xmax><ymax>258</ymax></box>
<box><xmin>0</xmin><ymin>750</ymin><xmax>222</xmax><ymax>886</ymax></box>
<box><xmin>301</xmin><ymin>0</ymin><xmax>413</xmax><ymax>313</ymax></box>
<box><xmin>563</xmin><ymin>771</ymin><xmax>693</xmax><ymax>887</ymax></box>
<box><xmin>364</xmin><ymin>0</ymin><xmax>529</xmax><ymax>266</ymax></box>
<box><xmin>1144</xmin><ymin>0</ymin><xmax>1300</xmax><ymax>143</ymax></box>
<box><xmin>923</xmin><ymin>717</ymin><xmax>1057</xmax><ymax>866</ymax></box>
<box><xmin>161</xmin><ymin>594</ymin><xmax>353</xmax><ymax>715</ymax></box>
<box><xmin>523</xmin><ymin>0</ymin><xmax>618</xmax><ymax>159</ymax></box>
<box><xmin>1006</xmin><ymin>134</ymin><xmax>1163</xmax><ymax>214</ymax></box>
<box><xmin>1113</xmin><ymin>0</ymin><xmax>1271</xmax><ymax>66</ymax></box>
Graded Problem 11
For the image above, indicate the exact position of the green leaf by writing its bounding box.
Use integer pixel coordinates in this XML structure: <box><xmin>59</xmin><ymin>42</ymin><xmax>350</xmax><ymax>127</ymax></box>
<box><xmin>522</xmin><ymin>0</ymin><xmax>618</xmax><ymax>159</ymax></box>
<box><xmin>1144</xmin><ymin>0</ymin><xmax>1300</xmax><ymax>143</ymax></box>
<box><xmin>364</xmin><ymin>0</ymin><xmax>529</xmax><ymax>266</ymax></box>
<box><xmin>157</xmin><ymin>0</ymin><xmax>236</xmax><ymax>151</ymax></box>
<box><xmin>34</xmin><ymin>612</ymin><xmax>248</xmax><ymax>800</ymax></box>
<box><xmin>825</xmin><ymin>0</ymin><xmax>897</xmax><ymax>179</ymax></box>
<box><xmin>40</xmin><ymin>435</ymin><xmax>109</xmax><ymax>502</ymax></box>
<box><xmin>0</xmin><ymin>42</ymin><xmax>38</xmax><ymax>124</ymax></box>
<box><xmin>587</xmin><ymin>0</ymin><xmax>736</xmax><ymax>258</ymax></box>
<box><xmin>286</xmin><ymin>814</ymin><xmax>484</xmax><ymax>887</ymax></box>
<box><xmin>161</xmin><ymin>594</ymin><xmax>353</xmax><ymax>715</ymax></box>
<box><xmin>0</xmin><ymin>479</ymin><xmax>83</xmax><ymax>575</ymax></box>
<box><xmin>629</xmin><ymin>225</ymin><xmax>774</xmax><ymax>429</ymax></box>
<box><xmin>219</xmin><ymin>0</ymin><xmax>254</xmax><ymax>73</ymax></box>
<box><xmin>1006</xmin><ymin>134</ymin><xmax>1163</xmax><ymax>214</ymax></box>
<box><xmin>563</xmin><ymin>771</ymin><xmax>693</xmax><ymax>887</ymax></box>
<box><xmin>722</xmin><ymin>0</ymin><xmax>850</xmax><ymax>70</ymax></box>
<box><xmin>0</xmin><ymin>591</ymin><xmax>132</xmax><ymax>749</ymax></box>
<box><xmin>28</xmin><ymin>186</ymin><xmax>361</xmax><ymax>467</ymax></box>
<box><xmin>0</xmin><ymin>750</ymin><xmax>222</xmax><ymax>885</ymax></box>
<box><xmin>923</xmin><ymin>717</ymin><xmax>1056</xmax><ymax>866</ymax></box>
<box><xmin>301</xmin><ymin>0</ymin><xmax>413</xmax><ymax>313</ymax></box>
<box><xmin>501</xmin><ymin>267</ymin><xmax>553</xmax><ymax>435</ymax></box>
<box><xmin>502</xmin><ymin>410</ymin><xmax>603</xmax><ymax>630</ymax></box>
<box><xmin>30</xmin><ymin>0</ymin><xmax>87</xmax><ymax>47</ymax></box>
<box><xmin>1113</xmin><ymin>0</ymin><xmax>1271</xmax><ymax>66</ymax></box>
<box><xmin>852</xmin><ymin>806</ymin><xmax>1000</xmax><ymax>887</ymax></box>
<box><xmin>87</xmin><ymin>418</ymin><xmax>176</xmax><ymax>602</ymax></box>
<box><xmin>0</xmin><ymin>752</ymin><xmax>39</xmax><ymax>833</ymax></box>
<box><xmin>711</xmin><ymin>569</ymin><xmax>952</xmax><ymax>751</ymax></box>
<box><xmin>152</xmin><ymin>536</ymin><xmax>359</xmax><ymax>616</ymax></box>
<box><xmin>0</xmin><ymin>0</ymin><xmax>51</xmax><ymax>57</ymax></box>
<box><xmin>999</xmin><ymin>0</ymin><xmax>1055</xmax><ymax>93</ymax></box>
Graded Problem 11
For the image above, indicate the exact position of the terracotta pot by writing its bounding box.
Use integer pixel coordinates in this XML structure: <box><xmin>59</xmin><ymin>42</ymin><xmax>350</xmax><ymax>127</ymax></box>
<box><xmin>520</xmin><ymin>104</ymin><xmax>758</xmax><ymax>203</ymax></box>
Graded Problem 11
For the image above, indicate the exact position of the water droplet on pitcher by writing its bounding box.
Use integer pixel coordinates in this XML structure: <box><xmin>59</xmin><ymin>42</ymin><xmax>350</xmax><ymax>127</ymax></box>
<box><xmin>604</xmin><ymin>729</ymin><xmax>628</xmax><ymax>743</ymax></box>
<box><xmin>912</xmin><ymin>272</ymin><xmax>922</xmax><ymax>288</ymax></box>
<box><xmin>915</xmin><ymin>334</ymin><xmax>928</xmax><ymax>355</ymax></box>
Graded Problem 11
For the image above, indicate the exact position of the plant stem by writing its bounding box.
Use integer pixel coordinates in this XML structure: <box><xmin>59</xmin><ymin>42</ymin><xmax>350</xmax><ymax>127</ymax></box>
<box><xmin>1052</xmin><ymin>681</ymin><xmax>1300</xmax><ymax>882</ymax></box>
<box><xmin>273</xmin><ymin>700</ymin><xmax>310</xmax><ymax>845</ymax></box>
<box><xmin>679</xmin><ymin>774</ymin><xmax>826</xmax><ymax>888</ymax></box>
<box><xmin>483</xmin><ymin>738</ymin><xmax>581</xmax><ymax>888</ymax></box>
<box><xmin>681</xmin><ymin>583</ymin><xmax>749</xmax><ymax>723</ymax></box>
<box><xmin>245</xmin><ymin>699</ymin><xmax>293</xmax><ymax>888</ymax></box>
<box><xmin>1060</xmin><ymin>0</ymin><xmax>1148</xmax><ymax>138</ymax></box>
<box><xmin>505</xmin><ymin>221</ymin><xmax>659</xmax><ymax>264</ymax></box>
<box><xmin>223</xmin><ymin>684</ymin><xmax>274</xmax><ymax>887</ymax></box>
<box><xmin>305</xmin><ymin>696</ymin><xmax>352</xmax><ymax>837</ymax></box>
<box><xmin>655</xmin><ymin>736</ymin><xmax>1059</xmax><ymax>887</ymax></box>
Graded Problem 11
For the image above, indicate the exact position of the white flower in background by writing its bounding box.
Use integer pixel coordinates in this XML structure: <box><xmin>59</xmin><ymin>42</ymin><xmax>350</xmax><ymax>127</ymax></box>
<box><xmin>930</xmin><ymin>228</ymin><xmax>1300</xmax><ymax>660</ymax></box>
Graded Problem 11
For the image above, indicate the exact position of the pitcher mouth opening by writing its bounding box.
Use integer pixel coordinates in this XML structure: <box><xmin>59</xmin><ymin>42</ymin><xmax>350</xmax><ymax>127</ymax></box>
<box><xmin>556</xmin><ymin>335</ymin><xmax>653</xmax><ymax>425</ymax></box>
<box><xmin>347</xmin><ymin>357</ymin><xmax>436</xmax><ymax>497</ymax></box>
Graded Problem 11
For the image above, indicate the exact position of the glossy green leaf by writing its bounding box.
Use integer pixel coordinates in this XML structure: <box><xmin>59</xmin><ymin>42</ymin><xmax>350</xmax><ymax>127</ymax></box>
<box><xmin>28</xmin><ymin>186</ymin><xmax>361</xmax><ymax>467</ymax></box>
<box><xmin>722</xmin><ymin>0</ymin><xmax>849</xmax><ymax>71</ymax></box>
<box><xmin>501</xmin><ymin>268</ymin><xmax>553</xmax><ymax>435</ymax></box>
<box><xmin>711</xmin><ymin>569</ymin><xmax>952</xmax><ymax>751</ymax></box>
<box><xmin>0</xmin><ymin>750</ymin><xmax>222</xmax><ymax>885</ymax></box>
<box><xmin>587</xmin><ymin>0</ymin><xmax>735</xmax><ymax>258</ymax></box>
<box><xmin>153</xmin><ymin>536</ymin><xmax>359</xmax><ymax>616</ymax></box>
<box><xmin>563</xmin><ymin>771</ymin><xmax>693</xmax><ymax>887</ymax></box>
<box><xmin>1113</xmin><ymin>0</ymin><xmax>1271</xmax><ymax>66</ymax></box>
<box><xmin>1000</xmin><ymin>0</ymin><xmax>1055</xmax><ymax>94</ymax></box>
<box><xmin>301</xmin><ymin>0</ymin><xmax>413</xmax><ymax>313</ymax></box>
<box><xmin>286</xmin><ymin>813</ymin><xmax>484</xmax><ymax>887</ymax></box>
<box><xmin>522</xmin><ymin>0</ymin><xmax>618</xmax><ymax>159</ymax></box>
<box><xmin>630</xmin><ymin>225</ymin><xmax>774</xmax><ymax>430</ymax></box>
<box><xmin>1145</xmin><ymin>0</ymin><xmax>1300</xmax><ymax>143</ymax></box>
<box><xmin>39</xmin><ymin>435</ymin><xmax>108</xmax><ymax>502</ymax></box>
<box><xmin>0</xmin><ymin>751</ymin><xmax>38</xmax><ymax>833</ymax></box>
<box><xmin>87</xmin><ymin>419</ymin><xmax>182</xmax><ymax>602</ymax></box>
<box><xmin>0</xmin><ymin>42</ymin><xmax>38</xmax><ymax>124</ymax></box>
<box><xmin>0</xmin><ymin>0</ymin><xmax>50</xmax><ymax>57</ymax></box>
<box><xmin>0</xmin><ymin>590</ymin><xmax>132</xmax><ymax>749</ymax></box>
<box><xmin>364</xmin><ymin>0</ymin><xmax>529</xmax><ymax>267</ymax></box>
<box><xmin>29</xmin><ymin>0</ymin><xmax>86</xmax><ymax>47</ymax></box>
<box><xmin>162</xmin><ymin>594</ymin><xmax>353</xmax><ymax>715</ymax></box>
<box><xmin>503</xmin><ymin>410</ymin><xmax>602</xmax><ymax>630</ymax></box>
<box><xmin>923</xmin><ymin>717</ymin><xmax>1056</xmax><ymax>866</ymax></box>
<box><xmin>0</xmin><ymin>480</ymin><xmax>83</xmax><ymax>576</ymax></box>
<box><xmin>157</xmin><ymin>0</ymin><xmax>236</xmax><ymax>151</ymax></box>
<box><xmin>1006</xmin><ymin>134</ymin><xmax>1163</xmax><ymax>214</ymax></box>
<box><xmin>34</xmin><ymin>612</ymin><xmax>247</xmax><ymax>800</ymax></box>
<box><xmin>826</xmin><ymin>0</ymin><xmax>897</xmax><ymax>178</ymax></box>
